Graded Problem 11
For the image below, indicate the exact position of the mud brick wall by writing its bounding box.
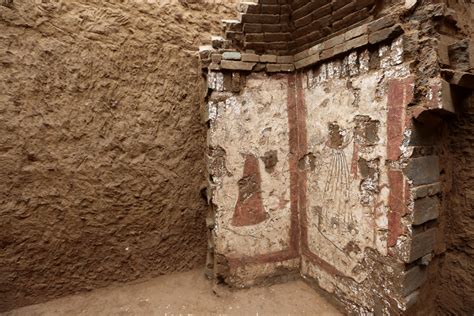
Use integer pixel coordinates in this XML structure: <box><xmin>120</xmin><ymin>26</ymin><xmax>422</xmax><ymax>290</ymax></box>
<box><xmin>0</xmin><ymin>0</ymin><xmax>237</xmax><ymax>312</ymax></box>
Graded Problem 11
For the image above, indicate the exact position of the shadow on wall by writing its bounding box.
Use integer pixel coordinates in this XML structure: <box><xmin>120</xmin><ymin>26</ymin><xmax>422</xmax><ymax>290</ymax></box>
<box><xmin>0</xmin><ymin>0</ymin><xmax>236</xmax><ymax>312</ymax></box>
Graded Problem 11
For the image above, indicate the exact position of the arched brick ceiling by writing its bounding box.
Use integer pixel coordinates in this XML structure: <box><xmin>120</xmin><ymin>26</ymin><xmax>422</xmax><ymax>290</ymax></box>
<box><xmin>229</xmin><ymin>0</ymin><xmax>379</xmax><ymax>55</ymax></box>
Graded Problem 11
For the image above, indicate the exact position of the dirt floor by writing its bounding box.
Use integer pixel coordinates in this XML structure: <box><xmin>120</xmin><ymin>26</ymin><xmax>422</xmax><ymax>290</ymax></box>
<box><xmin>2</xmin><ymin>269</ymin><xmax>341</xmax><ymax>316</ymax></box>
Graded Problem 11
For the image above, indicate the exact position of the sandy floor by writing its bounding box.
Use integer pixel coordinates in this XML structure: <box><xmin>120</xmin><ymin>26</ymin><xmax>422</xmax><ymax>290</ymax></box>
<box><xmin>4</xmin><ymin>270</ymin><xmax>341</xmax><ymax>316</ymax></box>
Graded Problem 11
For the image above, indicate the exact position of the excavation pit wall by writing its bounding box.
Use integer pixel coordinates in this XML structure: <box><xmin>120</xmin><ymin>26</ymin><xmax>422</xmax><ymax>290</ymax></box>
<box><xmin>202</xmin><ymin>24</ymin><xmax>455</xmax><ymax>312</ymax></box>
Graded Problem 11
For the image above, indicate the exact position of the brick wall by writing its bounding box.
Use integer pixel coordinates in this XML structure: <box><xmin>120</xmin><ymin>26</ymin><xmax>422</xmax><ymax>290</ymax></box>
<box><xmin>224</xmin><ymin>0</ymin><xmax>384</xmax><ymax>55</ymax></box>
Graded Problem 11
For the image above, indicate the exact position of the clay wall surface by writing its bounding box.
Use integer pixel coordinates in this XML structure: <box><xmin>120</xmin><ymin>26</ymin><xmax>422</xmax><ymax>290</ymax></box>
<box><xmin>435</xmin><ymin>2</ymin><xmax>474</xmax><ymax>312</ymax></box>
<box><xmin>0</xmin><ymin>0</ymin><xmax>236</xmax><ymax>312</ymax></box>
<box><xmin>437</xmin><ymin>93</ymin><xmax>474</xmax><ymax>315</ymax></box>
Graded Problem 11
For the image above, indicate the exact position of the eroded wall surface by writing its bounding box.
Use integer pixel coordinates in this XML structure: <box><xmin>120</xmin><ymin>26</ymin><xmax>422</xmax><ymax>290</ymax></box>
<box><xmin>438</xmin><ymin>93</ymin><xmax>474</xmax><ymax>315</ymax></box>
<box><xmin>0</xmin><ymin>0</ymin><xmax>236</xmax><ymax>311</ymax></box>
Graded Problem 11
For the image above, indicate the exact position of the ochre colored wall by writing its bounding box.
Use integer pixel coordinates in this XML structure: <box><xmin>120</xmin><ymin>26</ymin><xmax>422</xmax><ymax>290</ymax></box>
<box><xmin>0</xmin><ymin>0</ymin><xmax>235</xmax><ymax>312</ymax></box>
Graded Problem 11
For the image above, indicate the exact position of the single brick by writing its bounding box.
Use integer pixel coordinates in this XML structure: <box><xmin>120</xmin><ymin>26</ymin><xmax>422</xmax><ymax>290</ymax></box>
<box><xmin>356</xmin><ymin>0</ymin><xmax>376</xmax><ymax>10</ymax></box>
<box><xmin>404</xmin><ymin>156</ymin><xmax>440</xmax><ymax>186</ymax></box>
<box><xmin>408</xmin><ymin>228</ymin><xmax>437</xmax><ymax>263</ymax></box>
<box><xmin>309</xmin><ymin>43</ymin><xmax>323</xmax><ymax>55</ymax></box>
<box><xmin>261</xmin><ymin>4</ymin><xmax>280</xmax><ymax>14</ymax></box>
<box><xmin>369</xmin><ymin>24</ymin><xmax>403</xmax><ymax>45</ymax></box>
<box><xmin>320</xmin><ymin>47</ymin><xmax>335</xmax><ymax>60</ymax></box>
<box><xmin>333</xmin><ymin>0</ymin><xmax>351</xmax><ymax>11</ymax></box>
<box><xmin>238</xmin><ymin>2</ymin><xmax>260</xmax><ymax>14</ymax></box>
<box><xmin>403</xmin><ymin>266</ymin><xmax>427</xmax><ymax>296</ymax></box>
<box><xmin>405</xmin><ymin>291</ymin><xmax>420</xmax><ymax>310</ymax></box>
<box><xmin>260</xmin><ymin>54</ymin><xmax>278</xmax><ymax>63</ymax></box>
<box><xmin>412</xmin><ymin>183</ymin><xmax>441</xmax><ymax>199</ymax></box>
<box><xmin>243</xmin><ymin>23</ymin><xmax>262</xmax><ymax>33</ymax></box>
<box><xmin>262</xmin><ymin>23</ymin><xmax>281</xmax><ymax>33</ymax></box>
<box><xmin>266</xmin><ymin>64</ymin><xmax>282</xmax><ymax>72</ymax></box>
<box><xmin>332</xmin><ymin>2</ymin><xmax>355</xmax><ymax>21</ymax></box>
<box><xmin>222</xmin><ymin>51</ymin><xmax>242</xmax><ymax>60</ymax></box>
<box><xmin>345</xmin><ymin>24</ymin><xmax>369</xmax><ymax>40</ymax></box>
<box><xmin>292</xmin><ymin>1</ymin><xmax>317</xmax><ymax>21</ymax></box>
<box><xmin>344</xmin><ymin>34</ymin><xmax>369</xmax><ymax>52</ymax></box>
<box><xmin>279</xmin><ymin>63</ymin><xmax>295</xmax><ymax>72</ymax></box>
<box><xmin>221</xmin><ymin>60</ymin><xmax>256</xmax><ymax>71</ymax></box>
<box><xmin>246</xmin><ymin>33</ymin><xmax>265</xmax><ymax>42</ymax></box>
<box><xmin>241</xmin><ymin>53</ymin><xmax>260</xmax><ymax>62</ymax></box>
<box><xmin>277</xmin><ymin>55</ymin><xmax>294</xmax><ymax>63</ymax></box>
<box><xmin>413</xmin><ymin>196</ymin><xmax>440</xmax><ymax>226</ymax></box>
<box><xmin>295</xmin><ymin>52</ymin><xmax>320</xmax><ymax>69</ymax></box>
<box><xmin>242</xmin><ymin>14</ymin><xmax>280</xmax><ymax>24</ymax></box>
<box><xmin>294</xmin><ymin>48</ymin><xmax>310</xmax><ymax>61</ymax></box>
<box><xmin>294</xmin><ymin>13</ymin><xmax>313</xmax><ymax>28</ymax></box>
<box><xmin>323</xmin><ymin>33</ymin><xmax>346</xmax><ymax>49</ymax></box>
<box><xmin>264</xmin><ymin>32</ymin><xmax>291</xmax><ymax>42</ymax></box>
<box><xmin>368</xmin><ymin>15</ymin><xmax>396</xmax><ymax>33</ymax></box>
<box><xmin>312</xmin><ymin>3</ymin><xmax>331</xmax><ymax>20</ymax></box>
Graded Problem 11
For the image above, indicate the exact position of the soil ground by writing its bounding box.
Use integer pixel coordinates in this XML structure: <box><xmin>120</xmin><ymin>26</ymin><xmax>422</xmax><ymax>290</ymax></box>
<box><xmin>2</xmin><ymin>269</ymin><xmax>341</xmax><ymax>316</ymax></box>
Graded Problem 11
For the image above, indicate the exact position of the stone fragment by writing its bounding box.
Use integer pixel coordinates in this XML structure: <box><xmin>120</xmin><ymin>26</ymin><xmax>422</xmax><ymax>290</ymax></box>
<box><xmin>199</xmin><ymin>45</ymin><xmax>214</xmax><ymax>60</ymax></box>
<box><xmin>211</xmin><ymin>53</ymin><xmax>222</xmax><ymax>64</ymax></box>
<box><xmin>413</xmin><ymin>196</ymin><xmax>440</xmax><ymax>225</ymax></box>
<box><xmin>222</xmin><ymin>51</ymin><xmax>242</xmax><ymax>60</ymax></box>
<box><xmin>209</xmin><ymin>63</ymin><xmax>221</xmax><ymax>71</ymax></box>
<box><xmin>253</xmin><ymin>63</ymin><xmax>266</xmax><ymax>72</ymax></box>
<box><xmin>211</xmin><ymin>36</ymin><xmax>225</xmax><ymax>49</ymax></box>
<box><xmin>220</xmin><ymin>60</ymin><xmax>256</xmax><ymax>71</ymax></box>
<box><xmin>440</xmin><ymin>79</ymin><xmax>455</xmax><ymax>112</ymax></box>
<box><xmin>438</xmin><ymin>42</ymin><xmax>450</xmax><ymax>66</ymax></box>
<box><xmin>404</xmin><ymin>156</ymin><xmax>439</xmax><ymax>186</ymax></box>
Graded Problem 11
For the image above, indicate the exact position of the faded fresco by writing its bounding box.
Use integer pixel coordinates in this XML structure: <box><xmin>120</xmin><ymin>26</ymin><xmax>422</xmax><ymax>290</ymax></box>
<box><xmin>302</xmin><ymin>44</ymin><xmax>410</xmax><ymax>283</ymax></box>
<box><xmin>208</xmin><ymin>73</ymin><xmax>292</xmax><ymax>259</ymax></box>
